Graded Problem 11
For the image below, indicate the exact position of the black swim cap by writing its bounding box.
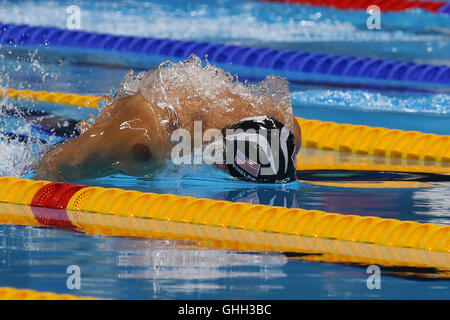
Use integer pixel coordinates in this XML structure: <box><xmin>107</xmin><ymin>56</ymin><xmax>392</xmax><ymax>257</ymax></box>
<box><xmin>223</xmin><ymin>116</ymin><xmax>297</xmax><ymax>183</ymax></box>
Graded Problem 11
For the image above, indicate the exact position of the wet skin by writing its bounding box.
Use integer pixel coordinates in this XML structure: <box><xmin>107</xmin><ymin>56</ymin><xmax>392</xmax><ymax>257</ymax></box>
<box><xmin>36</xmin><ymin>91</ymin><xmax>301</xmax><ymax>182</ymax></box>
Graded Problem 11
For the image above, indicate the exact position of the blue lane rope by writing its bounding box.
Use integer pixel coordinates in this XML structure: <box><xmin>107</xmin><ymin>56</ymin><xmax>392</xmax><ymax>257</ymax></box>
<box><xmin>1</xmin><ymin>22</ymin><xmax>449</xmax><ymax>90</ymax></box>
<box><xmin>439</xmin><ymin>3</ymin><xmax>450</xmax><ymax>14</ymax></box>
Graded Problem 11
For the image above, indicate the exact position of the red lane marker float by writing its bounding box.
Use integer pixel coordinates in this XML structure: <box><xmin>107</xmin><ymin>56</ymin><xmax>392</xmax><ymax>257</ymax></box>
<box><xmin>262</xmin><ymin>0</ymin><xmax>446</xmax><ymax>13</ymax></box>
<box><xmin>31</xmin><ymin>183</ymin><xmax>86</xmax><ymax>228</ymax></box>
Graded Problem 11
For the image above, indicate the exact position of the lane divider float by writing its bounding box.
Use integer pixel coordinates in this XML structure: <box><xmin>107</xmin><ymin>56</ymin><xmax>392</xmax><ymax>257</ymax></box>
<box><xmin>0</xmin><ymin>177</ymin><xmax>448</xmax><ymax>252</ymax></box>
<box><xmin>0</xmin><ymin>287</ymin><xmax>96</xmax><ymax>300</ymax></box>
<box><xmin>261</xmin><ymin>0</ymin><xmax>450</xmax><ymax>14</ymax></box>
<box><xmin>0</xmin><ymin>88</ymin><xmax>100</xmax><ymax>108</ymax></box>
<box><xmin>1</xmin><ymin>22</ymin><xmax>450</xmax><ymax>90</ymax></box>
<box><xmin>298</xmin><ymin>118</ymin><xmax>450</xmax><ymax>164</ymax></box>
<box><xmin>299</xmin><ymin>148</ymin><xmax>450</xmax><ymax>174</ymax></box>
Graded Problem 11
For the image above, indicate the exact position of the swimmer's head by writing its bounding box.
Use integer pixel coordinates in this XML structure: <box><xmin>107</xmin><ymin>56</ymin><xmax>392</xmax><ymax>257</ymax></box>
<box><xmin>223</xmin><ymin>116</ymin><xmax>298</xmax><ymax>183</ymax></box>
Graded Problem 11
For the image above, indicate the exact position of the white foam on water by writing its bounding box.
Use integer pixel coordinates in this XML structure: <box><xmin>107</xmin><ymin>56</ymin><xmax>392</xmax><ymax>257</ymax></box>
<box><xmin>109</xmin><ymin>54</ymin><xmax>296</xmax><ymax>131</ymax></box>
<box><xmin>0</xmin><ymin>138</ymin><xmax>44</xmax><ymax>177</ymax></box>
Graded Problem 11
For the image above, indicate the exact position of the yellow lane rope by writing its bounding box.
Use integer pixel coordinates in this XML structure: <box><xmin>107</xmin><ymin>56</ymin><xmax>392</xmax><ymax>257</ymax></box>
<box><xmin>66</xmin><ymin>186</ymin><xmax>450</xmax><ymax>252</ymax></box>
<box><xmin>0</xmin><ymin>202</ymin><xmax>448</xmax><ymax>276</ymax></box>
<box><xmin>297</xmin><ymin>118</ymin><xmax>450</xmax><ymax>163</ymax></box>
<box><xmin>298</xmin><ymin>148</ymin><xmax>450</xmax><ymax>174</ymax></box>
<box><xmin>2</xmin><ymin>87</ymin><xmax>449</xmax><ymax>167</ymax></box>
<box><xmin>0</xmin><ymin>88</ymin><xmax>101</xmax><ymax>109</ymax></box>
<box><xmin>0</xmin><ymin>287</ymin><xmax>96</xmax><ymax>300</ymax></box>
<box><xmin>0</xmin><ymin>177</ymin><xmax>448</xmax><ymax>252</ymax></box>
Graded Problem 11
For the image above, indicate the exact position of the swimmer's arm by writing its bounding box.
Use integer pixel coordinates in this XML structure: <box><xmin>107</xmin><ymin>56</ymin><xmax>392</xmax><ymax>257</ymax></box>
<box><xmin>35</xmin><ymin>124</ymin><xmax>118</xmax><ymax>182</ymax></box>
<box><xmin>35</xmin><ymin>94</ymin><xmax>160</xmax><ymax>182</ymax></box>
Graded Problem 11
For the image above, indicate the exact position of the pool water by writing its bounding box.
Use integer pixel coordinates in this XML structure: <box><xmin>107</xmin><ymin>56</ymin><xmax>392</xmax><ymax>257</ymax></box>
<box><xmin>0</xmin><ymin>0</ymin><xmax>449</xmax><ymax>299</ymax></box>
<box><xmin>1</xmin><ymin>222</ymin><xmax>447</xmax><ymax>300</ymax></box>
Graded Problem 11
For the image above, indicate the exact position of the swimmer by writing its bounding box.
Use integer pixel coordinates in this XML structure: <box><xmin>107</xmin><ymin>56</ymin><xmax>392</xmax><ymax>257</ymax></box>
<box><xmin>35</xmin><ymin>55</ymin><xmax>301</xmax><ymax>183</ymax></box>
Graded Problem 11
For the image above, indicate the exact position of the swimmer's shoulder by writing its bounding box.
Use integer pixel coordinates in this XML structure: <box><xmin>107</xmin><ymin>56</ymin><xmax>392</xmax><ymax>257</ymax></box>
<box><xmin>103</xmin><ymin>93</ymin><xmax>152</xmax><ymax>119</ymax></box>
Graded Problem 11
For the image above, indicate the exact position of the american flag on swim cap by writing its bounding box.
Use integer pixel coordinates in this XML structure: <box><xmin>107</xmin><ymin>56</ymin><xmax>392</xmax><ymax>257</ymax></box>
<box><xmin>235</xmin><ymin>149</ymin><xmax>261</xmax><ymax>177</ymax></box>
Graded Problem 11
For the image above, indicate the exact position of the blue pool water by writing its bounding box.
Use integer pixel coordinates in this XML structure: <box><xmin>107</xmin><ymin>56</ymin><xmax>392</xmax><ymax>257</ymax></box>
<box><xmin>1</xmin><ymin>223</ymin><xmax>448</xmax><ymax>300</ymax></box>
<box><xmin>0</xmin><ymin>0</ymin><xmax>449</xmax><ymax>299</ymax></box>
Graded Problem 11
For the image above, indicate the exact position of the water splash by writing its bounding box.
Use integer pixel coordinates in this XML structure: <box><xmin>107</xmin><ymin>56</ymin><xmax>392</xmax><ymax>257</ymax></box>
<box><xmin>0</xmin><ymin>100</ymin><xmax>48</xmax><ymax>177</ymax></box>
<box><xmin>145</xmin><ymin>54</ymin><xmax>295</xmax><ymax>129</ymax></box>
<box><xmin>105</xmin><ymin>54</ymin><xmax>296</xmax><ymax>132</ymax></box>
<box><xmin>0</xmin><ymin>138</ymin><xmax>44</xmax><ymax>177</ymax></box>
<box><xmin>0</xmin><ymin>52</ymin><xmax>53</xmax><ymax>177</ymax></box>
